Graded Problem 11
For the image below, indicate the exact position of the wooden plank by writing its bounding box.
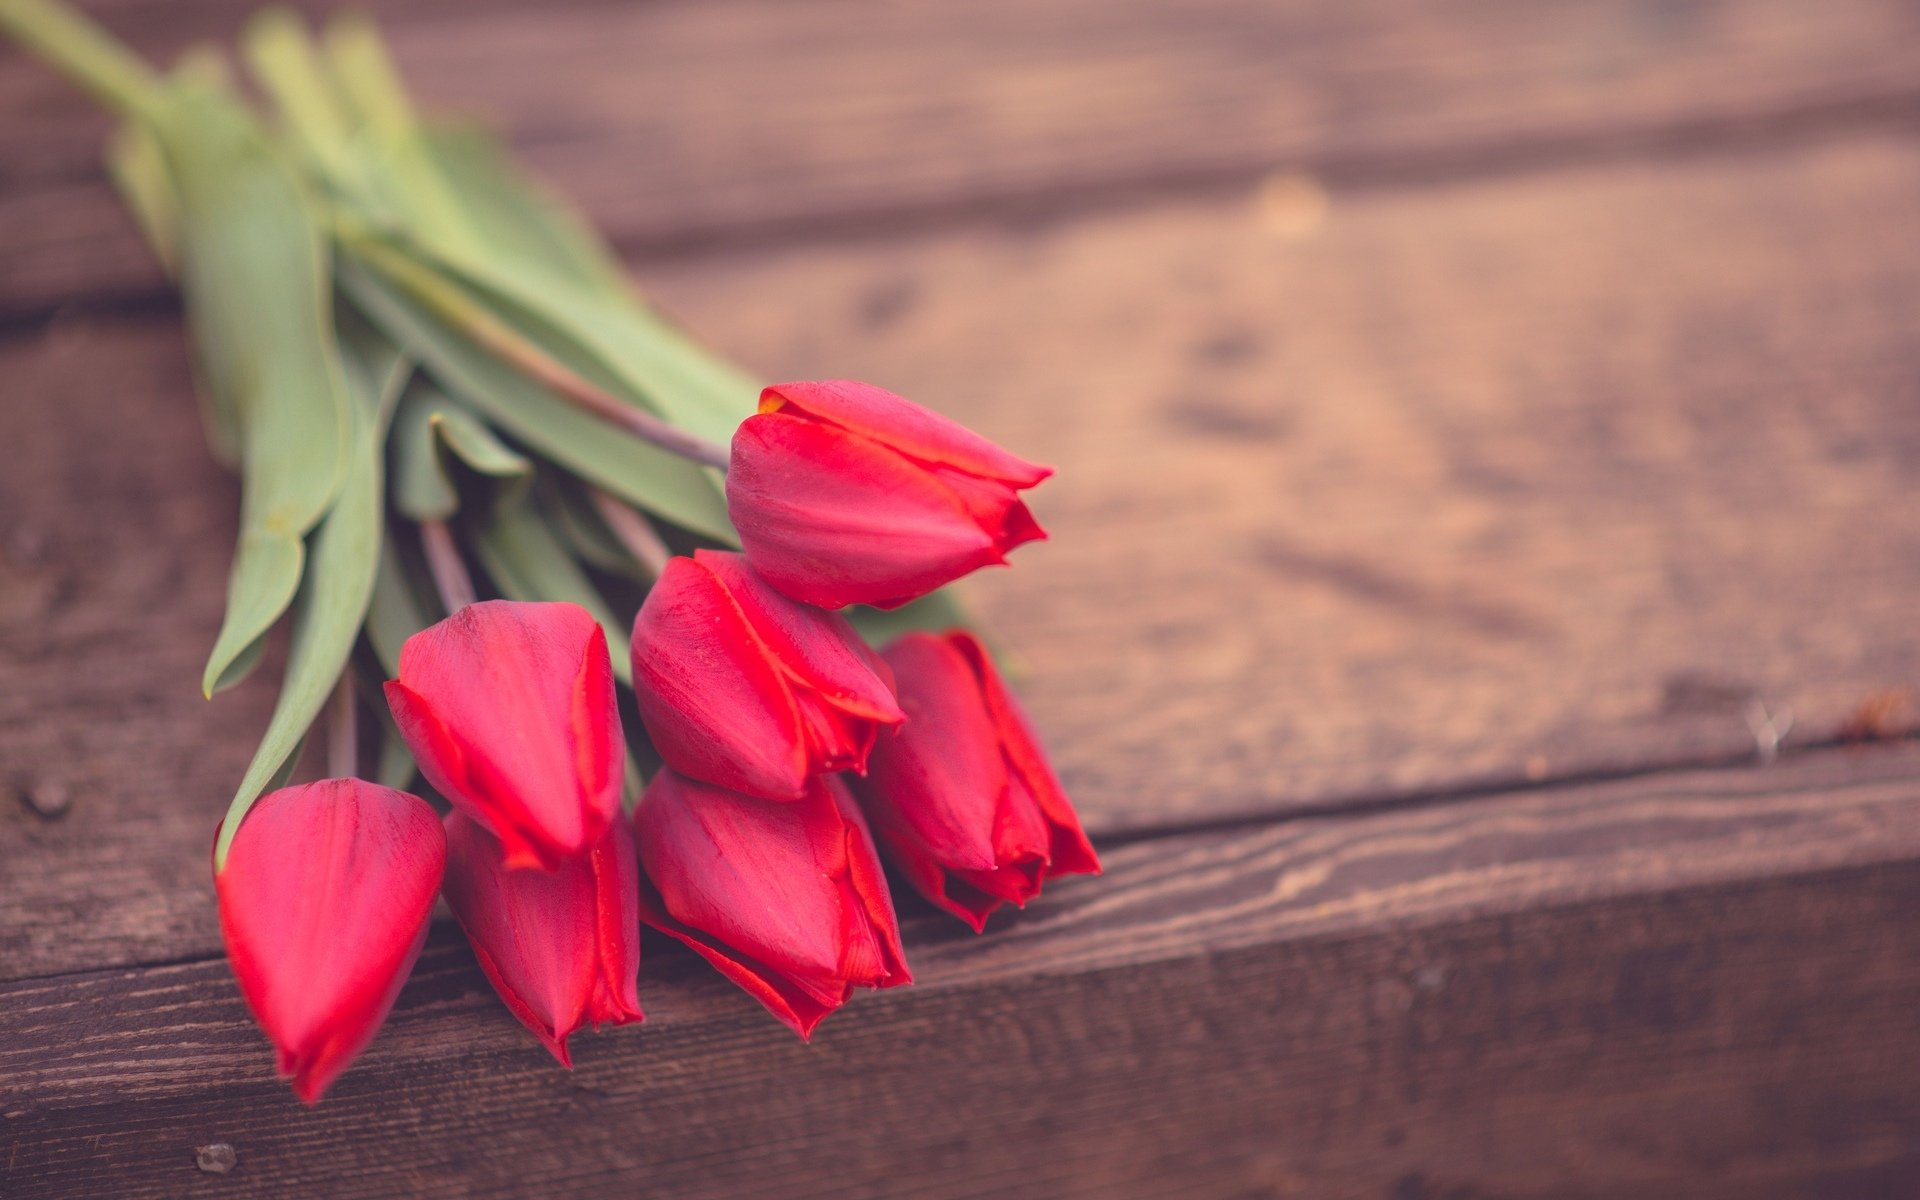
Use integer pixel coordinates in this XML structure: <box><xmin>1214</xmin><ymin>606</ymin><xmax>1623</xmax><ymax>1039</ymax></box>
<box><xmin>8</xmin><ymin>135</ymin><xmax>1920</xmax><ymax>979</ymax></box>
<box><xmin>6</xmin><ymin>0</ymin><xmax>1920</xmax><ymax>317</ymax></box>
<box><xmin>647</xmin><ymin>133</ymin><xmax>1920</xmax><ymax>830</ymax></box>
<box><xmin>6</xmin><ymin>745</ymin><xmax>1920</xmax><ymax>1197</ymax></box>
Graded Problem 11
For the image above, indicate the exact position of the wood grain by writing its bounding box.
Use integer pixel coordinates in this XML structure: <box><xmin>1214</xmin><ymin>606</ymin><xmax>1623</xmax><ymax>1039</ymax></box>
<box><xmin>7</xmin><ymin>744</ymin><xmax>1920</xmax><ymax>1198</ymax></box>
<box><xmin>648</xmin><ymin>133</ymin><xmax>1920</xmax><ymax>832</ymax></box>
<box><xmin>6</xmin><ymin>2</ymin><xmax>1920</xmax><ymax>1193</ymax></box>
<box><xmin>8</xmin><ymin>134</ymin><xmax>1920</xmax><ymax>981</ymax></box>
<box><xmin>6</xmin><ymin>0</ymin><xmax>1920</xmax><ymax>317</ymax></box>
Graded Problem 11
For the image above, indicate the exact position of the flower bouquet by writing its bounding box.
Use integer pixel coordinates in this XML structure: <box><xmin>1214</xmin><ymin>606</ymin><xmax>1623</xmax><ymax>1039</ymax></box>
<box><xmin>1</xmin><ymin>0</ymin><xmax>1097</xmax><ymax>1101</ymax></box>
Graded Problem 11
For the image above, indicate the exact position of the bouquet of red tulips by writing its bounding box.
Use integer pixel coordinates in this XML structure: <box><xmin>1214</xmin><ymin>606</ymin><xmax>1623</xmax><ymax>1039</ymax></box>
<box><xmin>3</xmin><ymin>0</ymin><xmax>1098</xmax><ymax>1102</ymax></box>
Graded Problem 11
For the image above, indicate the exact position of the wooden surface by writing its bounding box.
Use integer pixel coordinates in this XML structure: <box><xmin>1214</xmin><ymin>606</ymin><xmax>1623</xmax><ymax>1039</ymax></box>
<box><xmin>10</xmin><ymin>747</ymin><xmax>1920</xmax><ymax>1199</ymax></box>
<box><xmin>5</xmin><ymin>0</ymin><xmax>1920</xmax><ymax>1195</ymax></box>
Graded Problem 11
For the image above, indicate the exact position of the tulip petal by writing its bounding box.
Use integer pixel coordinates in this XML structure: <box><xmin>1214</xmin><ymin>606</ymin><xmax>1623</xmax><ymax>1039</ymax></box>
<box><xmin>384</xmin><ymin>678</ymin><xmax>560</xmax><ymax>871</ymax></box>
<box><xmin>729</xmin><ymin>412</ymin><xmax>1005</xmax><ymax>610</ymax></box>
<box><xmin>216</xmin><ymin>779</ymin><xmax>445</xmax><ymax>1103</ymax></box>
<box><xmin>930</xmin><ymin>465</ymin><xmax>1049</xmax><ymax>559</ymax></box>
<box><xmin>634</xmin><ymin>772</ymin><xmax>910</xmax><ymax>1038</ymax></box>
<box><xmin>953</xmin><ymin>632</ymin><xmax>1101</xmax><ymax>878</ymax></box>
<box><xmin>441</xmin><ymin>813</ymin><xmax>643</xmax><ymax>1066</ymax></box>
<box><xmin>568</xmin><ymin>621</ymin><xmax>624</xmax><ymax>821</ymax></box>
<box><xmin>825</xmin><ymin>778</ymin><xmax>912</xmax><ymax>987</ymax></box>
<box><xmin>760</xmin><ymin>380</ymin><xmax>1051</xmax><ymax>488</ymax></box>
<box><xmin>851</xmin><ymin>632</ymin><xmax>1099</xmax><ymax>931</ymax></box>
<box><xmin>633</xmin><ymin>876</ymin><xmax>850</xmax><ymax>1039</ymax></box>
<box><xmin>387</xmin><ymin>602</ymin><xmax>622</xmax><ymax>865</ymax></box>
<box><xmin>861</xmin><ymin>634</ymin><xmax>1007</xmax><ymax>870</ymax></box>
<box><xmin>639</xmin><ymin>774</ymin><xmax>856</xmax><ymax>981</ymax></box>
<box><xmin>589</xmin><ymin>821</ymin><xmax>646</xmax><ymax>1026</ymax></box>
<box><xmin>630</xmin><ymin>557</ymin><xmax>811</xmax><ymax>798</ymax></box>
<box><xmin>695</xmin><ymin>551</ymin><xmax>903</xmax><ymax>725</ymax></box>
<box><xmin>872</xmin><ymin>829</ymin><xmax>1002</xmax><ymax>934</ymax></box>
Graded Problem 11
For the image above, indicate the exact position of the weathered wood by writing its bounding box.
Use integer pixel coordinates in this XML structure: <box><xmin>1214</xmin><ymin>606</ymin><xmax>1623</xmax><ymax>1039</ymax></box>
<box><xmin>5</xmin><ymin>0</ymin><xmax>1920</xmax><ymax>1193</ymax></box>
<box><xmin>6</xmin><ymin>0</ymin><xmax>1920</xmax><ymax>317</ymax></box>
<box><xmin>8</xmin><ymin>134</ymin><xmax>1920</xmax><ymax>981</ymax></box>
<box><xmin>653</xmin><ymin>133</ymin><xmax>1920</xmax><ymax>830</ymax></box>
<box><xmin>6</xmin><ymin>744</ymin><xmax>1920</xmax><ymax>1198</ymax></box>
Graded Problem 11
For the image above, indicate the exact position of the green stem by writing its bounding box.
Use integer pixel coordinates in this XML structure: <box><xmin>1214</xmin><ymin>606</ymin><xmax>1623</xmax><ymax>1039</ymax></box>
<box><xmin>589</xmin><ymin>488</ymin><xmax>672</xmax><ymax>578</ymax></box>
<box><xmin>0</xmin><ymin>0</ymin><xmax>162</xmax><ymax>120</ymax></box>
<box><xmin>418</xmin><ymin>519</ymin><xmax>477</xmax><ymax>613</ymax></box>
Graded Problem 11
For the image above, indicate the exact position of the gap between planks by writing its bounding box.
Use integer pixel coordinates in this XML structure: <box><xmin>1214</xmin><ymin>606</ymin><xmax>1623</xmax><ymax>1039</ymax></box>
<box><xmin>4</xmin><ymin>91</ymin><xmax>1920</xmax><ymax>340</ymax></box>
<box><xmin>6</xmin><ymin>733</ymin><xmax>1916</xmax><ymax>993</ymax></box>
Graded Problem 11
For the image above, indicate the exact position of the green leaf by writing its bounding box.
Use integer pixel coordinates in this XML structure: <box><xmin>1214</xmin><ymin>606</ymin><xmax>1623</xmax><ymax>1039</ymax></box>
<box><xmin>375</xmin><ymin>719</ymin><xmax>417</xmax><ymax>792</ymax></box>
<box><xmin>263</xmin><ymin>733</ymin><xmax>309</xmax><ymax>794</ymax></box>
<box><xmin>539</xmin><ymin>474</ymin><xmax>651</xmax><ymax>581</ymax></box>
<box><xmin>103</xmin><ymin>63</ymin><xmax>243</xmax><ymax>466</ymax></box>
<box><xmin>104</xmin><ymin>121</ymin><xmax>178</xmax><ymax>277</ymax></box>
<box><xmin>847</xmin><ymin>589</ymin><xmax>974</xmax><ymax>648</ymax></box>
<box><xmin>395</xmin><ymin>191</ymin><xmax>753</xmax><ymax>451</ymax></box>
<box><xmin>421</xmin><ymin>122</ymin><xmax>627</xmax><ymax>297</ymax></box>
<box><xmin>391</xmin><ymin>383</ymin><xmax>532</xmax><ymax>521</ymax></box>
<box><xmin>366</xmin><ymin>529</ymin><xmax>438</xmax><ymax>676</ymax></box>
<box><xmin>146</xmin><ymin>79</ymin><xmax>355</xmax><ymax>696</ymax></box>
<box><xmin>338</xmin><ymin>249</ymin><xmax>736</xmax><ymax>542</ymax></box>
<box><xmin>397</xmin><ymin>120</ymin><xmax>754</xmax><ymax>448</ymax></box>
<box><xmin>0</xmin><ymin>0</ymin><xmax>163</xmax><ymax>121</ymax></box>
<box><xmin>239</xmin><ymin>8</ymin><xmax>367</xmax><ymax>198</ymax></box>
<box><xmin>322</xmin><ymin>20</ymin><xmax>746</xmax><ymax>447</ymax></box>
<box><xmin>323</xmin><ymin>12</ymin><xmax>477</xmax><ymax>250</ymax></box>
<box><xmin>473</xmin><ymin>500</ymin><xmax>634</xmax><ymax>687</ymax></box>
<box><xmin>313</xmin><ymin>19</ymin><xmax>742</xmax><ymax>514</ymax></box>
<box><xmin>355</xmin><ymin>664</ymin><xmax>418</xmax><ymax>791</ymax></box>
<box><xmin>213</xmin><ymin>322</ymin><xmax>409</xmax><ymax>869</ymax></box>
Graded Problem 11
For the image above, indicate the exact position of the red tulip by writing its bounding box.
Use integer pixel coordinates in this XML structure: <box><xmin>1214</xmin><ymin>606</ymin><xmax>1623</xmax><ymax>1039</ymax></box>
<box><xmin>215</xmin><ymin>779</ymin><xmax>446</xmax><ymax>1103</ymax></box>
<box><xmin>851</xmin><ymin>631</ymin><xmax>1099</xmax><ymax>931</ymax></box>
<box><xmin>441</xmin><ymin>812</ymin><xmax>644</xmax><ymax>1065</ymax></box>
<box><xmin>385</xmin><ymin>600</ymin><xmax>623</xmax><ymax>871</ymax></box>
<box><xmin>630</xmin><ymin>549</ymin><xmax>903</xmax><ymax>800</ymax></box>
<box><xmin>727</xmin><ymin>380</ymin><xmax>1052</xmax><ymax>610</ymax></box>
<box><xmin>632</xmin><ymin>769</ymin><xmax>911</xmax><ymax>1037</ymax></box>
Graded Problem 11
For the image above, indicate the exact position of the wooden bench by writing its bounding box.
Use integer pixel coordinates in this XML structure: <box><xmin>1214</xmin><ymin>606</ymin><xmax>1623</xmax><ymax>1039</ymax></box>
<box><xmin>6</xmin><ymin>1</ymin><xmax>1920</xmax><ymax>1194</ymax></box>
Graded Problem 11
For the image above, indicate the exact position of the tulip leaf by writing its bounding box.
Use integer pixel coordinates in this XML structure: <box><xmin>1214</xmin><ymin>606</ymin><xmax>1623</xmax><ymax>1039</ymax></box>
<box><xmin>375</xmin><ymin>718</ymin><xmax>418</xmax><ymax>792</ymax></box>
<box><xmin>847</xmin><ymin>589</ymin><xmax>974</xmax><ymax>649</ymax></box>
<box><xmin>239</xmin><ymin>9</ymin><xmax>367</xmax><ymax>199</ymax></box>
<box><xmin>353</xmin><ymin>666</ymin><xmax>419</xmax><ymax>791</ymax></box>
<box><xmin>475</xmin><ymin>268</ymin><xmax>754</xmax><ymax>449</ymax></box>
<box><xmin>391</xmin><ymin>383</ymin><xmax>534</xmax><ymax>521</ymax></box>
<box><xmin>337</xmin><ymin>249</ymin><xmax>736</xmax><ymax>542</ymax></box>
<box><xmin>473</xmin><ymin>501</ymin><xmax>634</xmax><ymax>687</ymax></box>
<box><xmin>435</xmin><ymin>404</ymin><xmax>532</xmax><ymax>482</ymax></box>
<box><xmin>420</xmin><ymin>122</ymin><xmax>627</xmax><ymax>298</ymax></box>
<box><xmin>104</xmin><ymin>121</ymin><xmax>178</xmax><ymax>278</ymax></box>
<box><xmin>214</xmin><ymin>320</ymin><xmax>409</xmax><ymax>870</ymax></box>
<box><xmin>408</xmin><ymin>121</ymin><xmax>755</xmax><ymax>448</ymax></box>
<box><xmin>366</xmin><ymin>530</ymin><xmax>438</xmax><ymax>676</ymax></box>
<box><xmin>540</xmin><ymin>475</ymin><xmax>651</xmax><ymax>582</ymax></box>
<box><xmin>103</xmin><ymin>72</ymin><xmax>242</xmax><ymax>466</ymax></box>
<box><xmin>263</xmin><ymin>733</ymin><xmax>309</xmax><ymax>795</ymax></box>
<box><xmin>146</xmin><ymin>79</ymin><xmax>355</xmax><ymax>697</ymax></box>
<box><xmin>318</xmin><ymin>19</ymin><xmax>746</xmax><ymax>449</ymax></box>
<box><xmin>322</xmin><ymin>12</ymin><xmax>477</xmax><ymax>252</ymax></box>
<box><xmin>318</xmin><ymin>18</ymin><xmax>744</xmax><ymax>511</ymax></box>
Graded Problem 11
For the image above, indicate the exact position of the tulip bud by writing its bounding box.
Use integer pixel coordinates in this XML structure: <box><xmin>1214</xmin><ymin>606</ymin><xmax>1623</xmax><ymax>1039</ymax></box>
<box><xmin>633</xmin><ymin>770</ymin><xmax>911</xmax><ymax>1037</ymax></box>
<box><xmin>385</xmin><ymin>600</ymin><xmax>624</xmax><ymax>871</ymax></box>
<box><xmin>441</xmin><ymin>812</ymin><xmax>644</xmax><ymax>1065</ymax></box>
<box><xmin>727</xmin><ymin>380</ymin><xmax>1052</xmax><ymax>610</ymax></box>
<box><xmin>851</xmin><ymin>632</ymin><xmax>1099</xmax><ymax>931</ymax></box>
<box><xmin>215</xmin><ymin>779</ymin><xmax>446</xmax><ymax>1103</ymax></box>
<box><xmin>630</xmin><ymin>550</ymin><xmax>904</xmax><ymax>800</ymax></box>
